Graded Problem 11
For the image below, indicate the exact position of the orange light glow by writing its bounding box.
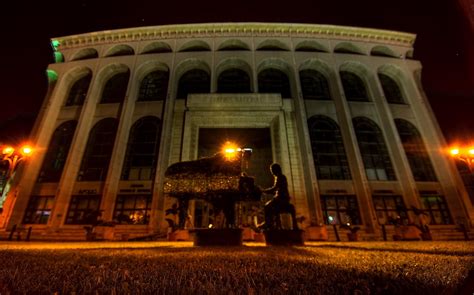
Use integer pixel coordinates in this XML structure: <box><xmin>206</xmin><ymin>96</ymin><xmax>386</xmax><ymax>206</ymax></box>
<box><xmin>222</xmin><ymin>141</ymin><xmax>240</xmax><ymax>161</ymax></box>
<box><xmin>2</xmin><ymin>146</ymin><xmax>14</xmax><ymax>155</ymax></box>
<box><xmin>20</xmin><ymin>145</ymin><xmax>33</xmax><ymax>156</ymax></box>
<box><xmin>450</xmin><ymin>148</ymin><xmax>460</xmax><ymax>156</ymax></box>
<box><xmin>469</xmin><ymin>149</ymin><xmax>474</xmax><ymax>155</ymax></box>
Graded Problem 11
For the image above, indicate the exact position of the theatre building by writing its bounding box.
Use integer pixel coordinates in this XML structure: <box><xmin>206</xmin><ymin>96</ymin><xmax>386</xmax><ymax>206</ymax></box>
<box><xmin>1</xmin><ymin>23</ymin><xmax>472</xmax><ymax>240</ymax></box>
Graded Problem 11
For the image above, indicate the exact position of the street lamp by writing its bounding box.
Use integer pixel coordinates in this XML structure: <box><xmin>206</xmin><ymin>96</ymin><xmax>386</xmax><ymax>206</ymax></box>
<box><xmin>449</xmin><ymin>146</ymin><xmax>474</xmax><ymax>172</ymax></box>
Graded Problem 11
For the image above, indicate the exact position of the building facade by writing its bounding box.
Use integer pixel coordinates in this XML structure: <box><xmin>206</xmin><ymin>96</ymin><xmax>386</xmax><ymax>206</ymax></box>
<box><xmin>1</xmin><ymin>23</ymin><xmax>473</xmax><ymax>240</ymax></box>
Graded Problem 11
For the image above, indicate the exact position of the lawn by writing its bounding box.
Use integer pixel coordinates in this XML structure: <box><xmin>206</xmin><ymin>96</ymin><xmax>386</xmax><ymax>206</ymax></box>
<box><xmin>0</xmin><ymin>241</ymin><xmax>472</xmax><ymax>294</ymax></box>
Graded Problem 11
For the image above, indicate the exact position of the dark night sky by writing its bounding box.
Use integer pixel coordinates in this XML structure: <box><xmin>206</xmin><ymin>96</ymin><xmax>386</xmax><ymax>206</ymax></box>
<box><xmin>0</xmin><ymin>0</ymin><xmax>472</xmax><ymax>145</ymax></box>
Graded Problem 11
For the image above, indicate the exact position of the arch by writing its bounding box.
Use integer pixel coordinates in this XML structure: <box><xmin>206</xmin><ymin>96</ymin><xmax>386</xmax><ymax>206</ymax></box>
<box><xmin>65</xmin><ymin>72</ymin><xmax>92</xmax><ymax>106</ymax></box>
<box><xmin>216</xmin><ymin>58</ymin><xmax>252</xmax><ymax>93</ymax></box>
<box><xmin>71</xmin><ymin>48</ymin><xmax>98</xmax><ymax>61</ymax></box>
<box><xmin>299</xmin><ymin>58</ymin><xmax>333</xmax><ymax>78</ymax></box>
<box><xmin>37</xmin><ymin>120</ymin><xmax>78</xmax><ymax>183</ymax></box>
<box><xmin>54</xmin><ymin>52</ymin><xmax>64</xmax><ymax>63</ymax></box>
<box><xmin>370</xmin><ymin>46</ymin><xmax>398</xmax><ymax>58</ymax></box>
<box><xmin>175</xmin><ymin>59</ymin><xmax>211</xmax><ymax>99</ymax></box>
<box><xmin>78</xmin><ymin>118</ymin><xmax>118</xmax><ymax>181</ymax></box>
<box><xmin>178</xmin><ymin>40</ymin><xmax>211</xmax><ymax>52</ymax></box>
<box><xmin>256</xmin><ymin>39</ymin><xmax>290</xmax><ymax>51</ymax></box>
<box><xmin>352</xmin><ymin>117</ymin><xmax>396</xmax><ymax>181</ymax></box>
<box><xmin>378</xmin><ymin>73</ymin><xmax>405</xmax><ymax>104</ymax></box>
<box><xmin>104</xmin><ymin>44</ymin><xmax>135</xmax><ymax>57</ymax></box>
<box><xmin>334</xmin><ymin>42</ymin><xmax>365</xmax><ymax>55</ymax></box>
<box><xmin>100</xmin><ymin>70</ymin><xmax>130</xmax><ymax>103</ymax></box>
<box><xmin>257</xmin><ymin>59</ymin><xmax>293</xmax><ymax>98</ymax></box>
<box><xmin>217</xmin><ymin>39</ymin><xmax>250</xmax><ymax>51</ymax></box>
<box><xmin>300</xmin><ymin>69</ymin><xmax>331</xmax><ymax>100</ymax></box>
<box><xmin>137</xmin><ymin>70</ymin><xmax>169</xmax><ymax>101</ymax></box>
<box><xmin>140</xmin><ymin>41</ymin><xmax>172</xmax><ymax>54</ymax></box>
<box><xmin>339</xmin><ymin>64</ymin><xmax>370</xmax><ymax>102</ymax></box>
<box><xmin>308</xmin><ymin>115</ymin><xmax>351</xmax><ymax>180</ymax></box>
<box><xmin>295</xmin><ymin>40</ymin><xmax>329</xmax><ymax>53</ymax></box>
<box><xmin>405</xmin><ymin>50</ymin><xmax>414</xmax><ymax>59</ymax></box>
<box><xmin>121</xmin><ymin>116</ymin><xmax>162</xmax><ymax>180</ymax></box>
<box><xmin>394</xmin><ymin>119</ymin><xmax>437</xmax><ymax>181</ymax></box>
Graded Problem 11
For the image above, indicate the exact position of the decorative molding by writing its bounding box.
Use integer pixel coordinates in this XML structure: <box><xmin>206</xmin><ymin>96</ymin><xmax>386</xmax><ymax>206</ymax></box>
<box><xmin>186</xmin><ymin>93</ymin><xmax>282</xmax><ymax>110</ymax></box>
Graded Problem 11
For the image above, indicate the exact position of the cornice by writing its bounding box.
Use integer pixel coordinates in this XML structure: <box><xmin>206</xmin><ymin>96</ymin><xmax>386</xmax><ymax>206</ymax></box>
<box><xmin>51</xmin><ymin>23</ymin><xmax>416</xmax><ymax>50</ymax></box>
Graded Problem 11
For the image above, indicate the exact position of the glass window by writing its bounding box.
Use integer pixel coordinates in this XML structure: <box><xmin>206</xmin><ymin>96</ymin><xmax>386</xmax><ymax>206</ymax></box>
<box><xmin>177</xmin><ymin>69</ymin><xmax>210</xmax><ymax>99</ymax></box>
<box><xmin>65</xmin><ymin>195</ymin><xmax>101</xmax><ymax>224</ymax></box>
<box><xmin>300</xmin><ymin>69</ymin><xmax>331</xmax><ymax>100</ymax></box>
<box><xmin>113</xmin><ymin>194</ymin><xmax>152</xmax><ymax>224</ymax></box>
<box><xmin>353</xmin><ymin>117</ymin><xmax>396</xmax><ymax>181</ymax></box>
<box><xmin>308</xmin><ymin>116</ymin><xmax>351</xmax><ymax>180</ymax></box>
<box><xmin>340</xmin><ymin>71</ymin><xmax>369</xmax><ymax>102</ymax></box>
<box><xmin>378</xmin><ymin>73</ymin><xmax>405</xmax><ymax>104</ymax></box>
<box><xmin>121</xmin><ymin>117</ymin><xmax>161</xmax><ymax>180</ymax></box>
<box><xmin>65</xmin><ymin>74</ymin><xmax>92</xmax><ymax>106</ymax></box>
<box><xmin>100</xmin><ymin>71</ymin><xmax>130</xmax><ymax>103</ymax></box>
<box><xmin>372</xmin><ymin>195</ymin><xmax>407</xmax><ymax>225</ymax></box>
<box><xmin>217</xmin><ymin>69</ymin><xmax>251</xmax><ymax>93</ymax></box>
<box><xmin>23</xmin><ymin>196</ymin><xmax>55</xmax><ymax>224</ymax></box>
<box><xmin>395</xmin><ymin>119</ymin><xmax>437</xmax><ymax>182</ymax></box>
<box><xmin>37</xmin><ymin>121</ymin><xmax>77</xmax><ymax>183</ymax></box>
<box><xmin>137</xmin><ymin>70</ymin><xmax>169</xmax><ymax>101</ymax></box>
<box><xmin>78</xmin><ymin>118</ymin><xmax>118</xmax><ymax>181</ymax></box>
<box><xmin>420</xmin><ymin>194</ymin><xmax>452</xmax><ymax>225</ymax></box>
<box><xmin>321</xmin><ymin>195</ymin><xmax>361</xmax><ymax>225</ymax></box>
<box><xmin>258</xmin><ymin>68</ymin><xmax>291</xmax><ymax>98</ymax></box>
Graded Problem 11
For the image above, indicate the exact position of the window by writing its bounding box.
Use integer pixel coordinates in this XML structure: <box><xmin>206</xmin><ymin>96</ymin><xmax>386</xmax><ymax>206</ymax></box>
<box><xmin>258</xmin><ymin>68</ymin><xmax>291</xmax><ymax>98</ymax></box>
<box><xmin>23</xmin><ymin>196</ymin><xmax>54</xmax><ymax>224</ymax></box>
<box><xmin>177</xmin><ymin>69</ymin><xmax>210</xmax><ymax>99</ymax></box>
<box><xmin>300</xmin><ymin>69</ymin><xmax>331</xmax><ymax>100</ymax></box>
<box><xmin>420</xmin><ymin>194</ymin><xmax>452</xmax><ymax>225</ymax></box>
<box><xmin>100</xmin><ymin>71</ymin><xmax>130</xmax><ymax>103</ymax></box>
<box><xmin>353</xmin><ymin>117</ymin><xmax>396</xmax><ymax>181</ymax></box>
<box><xmin>121</xmin><ymin>117</ymin><xmax>161</xmax><ymax>180</ymax></box>
<box><xmin>65</xmin><ymin>195</ymin><xmax>101</xmax><ymax>224</ymax></box>
<box><xmin>37</xmin><ymin>121</ymin><xmax>77</xmax><ymax>183</ymax></box>
<box><xmin>378</xmin><ymin>74</ymin><xmax>405</xmax><ymax>104</ymax></box>
<box><xmin>113</xmin><ymin>194</ymin><xmax>152</xmax><ymax>224</ymax></box>
<box><xmin>65</xmin><ymin>74</ymin><xmax>92</xmax><ymax>106</ymax></box>
<box><xmin>137</xmin><ymin>70</ymin><xmax>169</xmax><ymax>101</ymax></box>
<box><xmin>340</xmin><ymin>71</ymin><xmax>369</xmax><ymax>102</ymax></box>
<box><xmin>372</xmin><ymin>195</ymin><xmax>407</xmax><ymax>225</ymax></box>
<box><xmin>78</xmin><ymin>118</ymin><xmax>118</xmax><ymax>181</ymax></box>
<box><xmin>308</xmin><ymin>116</ymin><xmax>351</xmax><ymax>180</ymax></box>
<box><xmin>217</xmin><ymin>69</ymin><xmax>251</xmax><ymax>93</ymax></box>
<box><xmin>321</xmin><ymin>195</ymin><xmax>361</xmax><ymax>225</ymax></box>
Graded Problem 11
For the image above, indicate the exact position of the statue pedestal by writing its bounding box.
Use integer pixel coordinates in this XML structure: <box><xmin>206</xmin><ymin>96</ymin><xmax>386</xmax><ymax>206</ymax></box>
<box><xmin>191</xmin><ymin>229</ymin><xmax>243</xmax><ymax>246</ymax></box>
<box><xmin>168</xmin><ymin>229</ymin><xmax>191</xmax><ymax>241</ymax></box>
<box><xmin>264</xmin><ymin>229</ymin><xmax>305</xmax><ymax>246</ymax></box>
<box><xmin>305</xmin><ymin>226</ymin><xmax>328</xmax><ymax>241</ymax></box>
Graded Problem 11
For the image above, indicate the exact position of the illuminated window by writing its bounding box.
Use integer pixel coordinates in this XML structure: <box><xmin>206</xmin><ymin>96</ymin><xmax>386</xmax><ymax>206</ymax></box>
<box><xmin>308</xmin><ymin>116</ymin><xmax>351</xmax><ymax>180</ymax></box>
<box><xmin>321</xmin><ymin>195</ymin><xmax>361</xmax><ymax>225</ymax></box>
<box><xmin>121</xmin><ymin>117</ymin><xmax>161</xmax><ymax>180</ymax></box>
<box><xmin>372</xmin><ymin>195</ymin><xmax>407</xmax><ymax>225</ymax></box>
<box><xmin>395</xmin><ymin>119</ymin><xmax>437</xmax><ymax>181</ymax></box>
<box><xmin>23</xmin><ymin>196</ymin><xmax>54</xmax><ymax>224</ymax></box>
<box><xmin>420</xmin><ymin>194</ymin><xmax>452</xmax><ymax>225</ymax></box>
<box><xmin>65</xmin><ymin>74</ymin><xmax>92</xmax><ymax>106</ymax></box>
<box><xmin>78</xmin><ymin>118</ymin><xmax>118</xmax><ymax>181</ymax></box>
<box><xmin>137</xmin><ymin>70</ymin><xmax>169</xmax><ymax>101</ymax></box>
<box><xmin>340</xmin><ymin>71</ymin><xmax>369</xmax><ymax>102</ymax></box>
<box><xmin>65</xmin><ymin>195</ymin><xmax>101</xmax><ymax>224</ymax></box>
<box><xmin>217</xmin><ymin>69</ymin><xmax>251</xmax><ymax>93</ymax></box>
<box><xmin>113</xmin><ymin>194</ymin><xmax>152</xmax><ymax>224</ymax></box>
<box><xmin>177</xmin><ymin>69</ymin><xmax>210</xmax><ymax>99</ymax></box>
<box><xmin>300</xmin><ymin>69</ymin><xmax>331</xmax><ymax>100</ymax></box>
<box><xmin>353</xmin><ymin>117</ymin><xmax>396</xmax><ymax>181</ymax></box>
<box><xmin>37</xmin><ymin>121</ymin><xmax>77</xmax><ymax>183</ymax></box>
<box><xmin>258</xmin><ymin>68</ymin><xmax>291</xmax><ymax>98</ymax></box>
<box><xmin>100</xmin><ymin>71</ymin><xmax>130</xmax><ymax>103</ymax></box>
<box><xmin>378</xmin><ymin>74</ymin><xmax>405</xmax><ymax>104</ymax></box>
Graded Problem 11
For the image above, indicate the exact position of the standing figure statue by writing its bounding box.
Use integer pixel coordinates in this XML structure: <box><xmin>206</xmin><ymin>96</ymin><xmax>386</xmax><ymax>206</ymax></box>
<box><xmin>259</xmin><ymin>163</ymin><xmax>299</xmax><ymax>230</ymax></box>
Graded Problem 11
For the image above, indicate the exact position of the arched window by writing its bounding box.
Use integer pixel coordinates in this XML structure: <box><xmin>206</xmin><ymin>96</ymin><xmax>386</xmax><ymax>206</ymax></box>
<box><xmin>100</xmin><ymin>71</ymin><xmax>130</xmax><ymax>103</ymax></box>
<box><xmin>378</xmin><ymin>74</ymin><xmax>405</xmax><ymax>104</ymax></box>
<box><xmin>37</xmin><ymin>121</ymin><xmax>77</xmax><ymax>183</ymax></box>
<box><xmin>258</xmin><ymin>68</ymin><xmax>291</xmax><ymax>98</ymax></box>
<box><xmin>353</xmin><ymin>117</ymin><xmax>396</xmax><ymax>181</ymax></box>
<box><xmin>137</xmin><ymin>70</ymin><xmax>169</xmax><ymax>101</ymax></box>
<box><xmin>121</xmin><ymin>117</ymin><xmax>162</xmax><ymax>180</ymax></box>
<box><xmin>300</xmin><ymin>69</ymin><xmax>331</xmax><ymax>100</ymax></box>
<box><xmin>340</xmin><ymin>71</ymin><xmax>369</xmax><ymax>102</ymax></box>
<box><xmin>217</xmin><ymin>69</ymin><xmax>251</xmax><ymax>93</ymax></box>
<box><xmin>78</xmin><ymin>118</ymin><xmax>118</xmax><ymax>181</ymax></box>
<box><xmin>308</xmin><ymin>116</ymin><xmax>351</xmax><ymax>180</ymax></box>
<box><xmin>65</xmin><ymin>74</ymin><xmax>92</xmax><ymax>106</ymax></box>
<box><xmin>177</xmin><ymin>69</ymin><xmax>210</xmax><ymax>99</ymax></box>
<box><xmin>395</xmin><ymin>119</ymin><xmax>437</xmax><ymax>181</ymax></box>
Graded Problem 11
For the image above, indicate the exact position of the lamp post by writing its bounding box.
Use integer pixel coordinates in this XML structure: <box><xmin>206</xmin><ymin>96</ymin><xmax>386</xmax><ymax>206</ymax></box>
<box><xmin>449</xmin><ymin>147</ymin><xmax>474</xmax><ymax>172</ymax></box>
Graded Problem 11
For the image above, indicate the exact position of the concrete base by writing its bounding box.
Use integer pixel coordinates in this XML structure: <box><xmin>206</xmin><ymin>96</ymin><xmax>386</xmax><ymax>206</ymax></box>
<box><xmin>264</xmin><ymin>229</ymin><xmax>305</xmax><ymax>246</ymax></box>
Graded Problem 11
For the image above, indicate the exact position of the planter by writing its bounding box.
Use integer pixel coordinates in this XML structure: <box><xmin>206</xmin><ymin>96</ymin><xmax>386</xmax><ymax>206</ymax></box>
<box><xmin>306</xmin><ymin>226</ymin><xmax>328</xmax><ymax>241</ymax></box>
<box><xmin>254</xmin><ymin>232</ymin><xmax>265</xmax><ymax>243</ymax></box>
<box><xmin>191</xmin><ymin>228</ymin><xmax>243</xmax><ymax>246</ymax></box>
<box><xmin>264</xmin><ymin>229</ymin><xmax>305</xmax><ymax>246</ymax></box>
<box><xmin>347</xmin><ymin>232</ymin><xmax>359</xmax><ymax>241</ymax></box>
<box><xmin>242</xmin><ymin>227</ymin><xmax>255</xmax><ymax>241</ymax></box>
<box><xmin>394</xmin><ymin>225</ymin><xmax>421</xmax><ymax>241</ymax></box>
<box><xmin>168</xmin><ymin>229</ymin><xmax>191</xmax><ymax>241</ymax></box>
<box><xmin>420</xmin><ymin>232</ymin><xmax>432</xmax><ymax>241</ymax></box>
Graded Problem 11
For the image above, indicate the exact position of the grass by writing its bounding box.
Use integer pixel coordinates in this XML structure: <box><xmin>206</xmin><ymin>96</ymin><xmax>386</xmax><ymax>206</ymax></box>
<box><xmin>0</xmin><ymin>241</ymin><xmax>472</xmax><ymax>294</ymax></box>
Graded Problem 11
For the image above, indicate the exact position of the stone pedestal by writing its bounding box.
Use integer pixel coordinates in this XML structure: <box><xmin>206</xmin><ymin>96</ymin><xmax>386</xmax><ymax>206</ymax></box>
<box><xmin>264</xmin><ymin>229</ymin><xmax>305</xmax><ymax>246</ymax></box>
<box><xmin>168</xmin><ymin>229</ymin><xmax>191</xmax><ymax>241</ymax></box>
<box><xmin>305</xmin><ymin>226</ymin><xmax>328</xmax><ymax>241</ymax></box>
<box><xmin>191</xmin><ymin>229</ymin><xmax>243</xmax><ymax>246</ymax></box>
